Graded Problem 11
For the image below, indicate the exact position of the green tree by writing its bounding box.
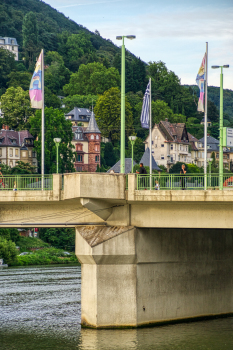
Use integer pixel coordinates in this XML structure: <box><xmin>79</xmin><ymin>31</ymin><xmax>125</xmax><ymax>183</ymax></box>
<box><xmin>126</xmin><ymin>137</ymin><xmax>145</xmax><ymax>163</ymax></box>
<box><xmin>0</xmin><ymin>86</ymin><xmax>34</xmax><ymax>130</ymax></box>
<box><xmin>0</xmin><ymin>238</ymin><xmax>18</xmax><ymax>265</ymax></box>
<box><xmin>11</xmin><ymin>161</ymin><xmax>36</xmax><ymax>174</ymax></box>
<box><xmin>0</xmin><ymin>228</ymin><xmax>20</xmax><ymax>243</ymax></box>
<box><xmin>22</xmin><ymin>12</ymin><xmax>39</xmax><ymax>66</ymax></box>
<box><xmin>38</xmin><ymin>228</ymin><xmax>75</xmax><ymax>251</ymax></box>
<box><xmin>63</xmin><ymin>62</ymin><xmax>120</xmax><ymax>96</ymax></box>
<box><xmin>0</xmin><ymin>48</ymin><xmax>16</xmax><ymax>95</ymax></box>
<box><xmin>94</xmin><ymin>87</ymin><xmax>133</xmax><ymax>143</ymax></box>
<box><xmin>7</xmin><ymin>71</ymin><xmax>32</xmax><ymax>91</ymax></box>
<box><xmin>30</xmin><ymin>107</ymin><xmax>75</xmax><ymax>174</ymax></box>
<box><xmin>63</xmin><ymin>94</ymin><xmax>99</xmax><ymax>112</ymax></box>
<box><xmin>103</xmin><ymin>142</ymin><xmax>117</xmax><ymax>167</ymax></box>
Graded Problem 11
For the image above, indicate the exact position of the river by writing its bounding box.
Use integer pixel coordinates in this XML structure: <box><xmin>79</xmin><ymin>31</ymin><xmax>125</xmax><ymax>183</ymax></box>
<box><xmin>0</xmin><ymin>265</ymin><xmax>232</xmax><ymax>350</ymax></box>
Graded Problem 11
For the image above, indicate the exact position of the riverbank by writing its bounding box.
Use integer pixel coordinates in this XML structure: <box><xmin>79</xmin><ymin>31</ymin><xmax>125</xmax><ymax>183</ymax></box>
<box><xmin>12</xmin><ymin>247</ymin><xmax>80</xmax><ymax>267</ymax></box>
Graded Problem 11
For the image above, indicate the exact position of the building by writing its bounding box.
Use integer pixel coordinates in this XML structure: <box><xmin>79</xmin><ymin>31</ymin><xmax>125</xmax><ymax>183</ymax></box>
<box><xmin>65</xmin><ymin>107</ymin><xmax>91</xmax><ymax>127</ymax></box>
<box><xmin>0</xmin><ymin>125</ymin><xmax>37</xmax><ymax>169</ymax></box>
<box><xmin>71</xmin><ymin>111</ymin><xmax>101</xmax><ymax>172</ymax></box>
<box><xmin>0</xmin><ymin>37</ymin><xmax>19</xmax><ymax>60</ymax></box>
<box><xmin>198</xmin><ymin>135</ymin><xmax>233</xmax><ymax>170</ymax></box>
<box><xmin>200</xmin><ymin>117</ymin><xmax>212</xmax><ymax>127</ymax></box>
<box><xmin>107</xmin><ymin>158</ymin><xmax>136</xmax><ymax>173</ymax></box>
<box><xmin>145</xmin><ymin>119</ymin><xmax>191</xmax><ymax>169</ymax></box>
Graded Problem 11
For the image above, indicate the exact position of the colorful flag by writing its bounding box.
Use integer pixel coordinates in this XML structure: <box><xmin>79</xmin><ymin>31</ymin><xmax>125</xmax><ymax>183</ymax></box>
<box><xmin>140</xmin><ymin>81</ymin><xmax>150</xmax><ymax>129</ymax></box>
<box><xmin>29</xmin><ymin>51</ymin><xmax>43</xmax><ymax>109</ymax></box>
<box><xmin>196</xmin><ymin>53</ymin><xmax>206</xmax><ymax>112</ymax></box>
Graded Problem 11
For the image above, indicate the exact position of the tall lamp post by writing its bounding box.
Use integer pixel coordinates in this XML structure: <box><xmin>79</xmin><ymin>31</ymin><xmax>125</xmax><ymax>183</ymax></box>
<box><xmin>116</xmin><ymin>35</ymin><xmax>136</xmax><ymax>173</ymax></box>
<box><xmin>54</xmin><ymin>138</ymin><xmax>61</xmax><ymax>174</ymax></box>
<box><xmin>211</xmin><ymin>65</ymin><xmax>229</xmax><ymax>190</ymax></box>
<box><xmin>207</xmin><ymin>157</ymin><xmax>213</xmax><ymax>188</ymax></box>
<box><xmin>129</xmin><ymin>135</ymin><xmax>137</xmax><ymax>173</ymax></box>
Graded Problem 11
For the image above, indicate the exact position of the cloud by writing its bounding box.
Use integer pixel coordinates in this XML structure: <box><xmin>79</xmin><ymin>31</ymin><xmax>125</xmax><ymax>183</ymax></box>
<box><xmin>57</xmin><ymin>0</ymin><xmax>124</xmax><ymax>9</ymax></box>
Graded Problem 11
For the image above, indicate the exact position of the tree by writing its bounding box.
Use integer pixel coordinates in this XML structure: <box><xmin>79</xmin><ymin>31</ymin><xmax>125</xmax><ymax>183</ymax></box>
<box><xmin>0</xmin><ymin>238</ymin><xmax>18</xmax><ymax>265</ymax></box>
<box><xmin>11</xmin><ymin>161</ymin><xmax>36</xmax><ymax>174</ymax></box>
<box><xmin>63</xmin><ymin>62</ymin><xmax>120</xmax><ymax>96</ymax></box>
<box><xmin>0</xmin><ymin>228</ymin><xmax>20</xmax><ymax>243</ymax></box>
<box><xmin>38</xmin><ymin>228</ymin><xmax>75</xmax><ymax>251</ymax></box>
<box><xmin>94</xmin><ymin>87</ymin><xmax>133</xmax><ymax>144</ymax></box>
<box><xmin>0</xmin><ymin>48</ymin><xmax>16</xmax><ymax>94</ymax></box>
<box><xmin>103</xmin><ymin>142</ymin><xmax>117</xmax><ymax>167</ymax></box>
<box><xmin>30</xmin><ymin>107</ymin><xmax>75</xmax><ymax>174</ymax></box>
<box><xmin>126</xmin><ymin>137</ymin><xmax>145</xmax><ymax>163</ymax></box>
<box><xmin>0</xmin><ymin>87</ymin><xmax>34</xmax><ymax>130</ymax></box>
<box><xmin>22</xmin><ymin>12</ymin><xmax>39</xmax><ymax>66</ymax></box>
<box><xmin>63</xmin><ymin>94</ymin><xmax>99</xmax><ymax>112</ymax></box>
<box><xmin>7</xmin><ymin>71</ymin><xmax>32</xmax><ymax>91</ymax></box>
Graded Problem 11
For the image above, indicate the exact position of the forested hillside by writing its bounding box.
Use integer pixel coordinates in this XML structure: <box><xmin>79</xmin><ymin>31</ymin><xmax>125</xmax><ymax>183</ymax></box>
<box><xmin>0</xmin><ymin>0</ymin><xmax>233</xmax><ymax>172</ymax></box>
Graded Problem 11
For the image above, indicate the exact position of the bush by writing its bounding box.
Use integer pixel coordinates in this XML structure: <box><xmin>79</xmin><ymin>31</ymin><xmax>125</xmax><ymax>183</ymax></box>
<box><xmin>0</xmin><ymin>238</ymin><xmax>18</xmax><ymax>265</ymax></box>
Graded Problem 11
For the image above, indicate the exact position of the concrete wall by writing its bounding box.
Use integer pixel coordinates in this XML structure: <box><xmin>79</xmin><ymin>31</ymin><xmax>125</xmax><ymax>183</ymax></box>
<box><xmin>76</xmin><ymin>225</ymin><xmax>233</xmax><ymax>328</ymax></box>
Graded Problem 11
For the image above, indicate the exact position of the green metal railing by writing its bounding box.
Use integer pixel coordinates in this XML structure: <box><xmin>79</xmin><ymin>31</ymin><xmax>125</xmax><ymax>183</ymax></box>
<box><xmin>136</xmin><ymin>173</ymin><xmax>233</xmax><ymax>190</ymax></box>
<box><xmin>0</xmin><ymin>175</ymin><xmax>53</xmax><ymax>191</ymax></box>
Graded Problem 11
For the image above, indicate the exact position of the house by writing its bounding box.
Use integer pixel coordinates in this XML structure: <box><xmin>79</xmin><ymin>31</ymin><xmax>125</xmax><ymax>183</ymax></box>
<box><xmin>0</xmin><ymin>125</ymin><xmax>37</xmax><ymax>169</ymax></box>
<box><xmin>0</xmin><ymin>37</ymin><xmax>19</xmax><ymax>60</ymax></box>
<box><xmin>198</xmin><ymin>135</ymin><xmax>233</xmax><ymax>170</ymax></box>
<box><xmin>65</xmin><ymin>107</ymin><xmax>91</xmax><ymax>127</ymax></box>
<box><xmin>71</xmin><ymin>111</ymin><xmax>101</xmax><ymax>172</ymax></box>
<box><xmin>145</xmin><ymin>119</ymin><xmax>191</xmax><ymax>170</ymax></box>
<box><xmin>140</xmin><ymin>148</ymin><xmax>161</xmax><ymax>171</ymax></box>
<box><xmin>188</xmin><ymin>133</ymin><xmax>203</xmax><ymax>166</ymax></box>
<box><xmin>200</xmin><ymin>117</ymin><xmax>212</xmax><ymax>127</ymax></box>
<box><xmin>107</xmin><ymin>158</ymin><xmax>136</xmax><ymax>173</ymax></box>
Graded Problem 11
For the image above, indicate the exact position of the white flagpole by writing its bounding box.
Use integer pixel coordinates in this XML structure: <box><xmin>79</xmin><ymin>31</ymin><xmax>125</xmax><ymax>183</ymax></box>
<box><xmin>204</xmin><ymin>42</ymin><xmax>208</xmax><ymax>190</ymax></box>
<box><xmin>41</xmin><ymin>49</ymin><xmax>45</xmax><ymax>189</ymax></box>
<box><xmin>149</xmin><ymin>77</ymin><xmax>152</xmax><ymax>189</ymax></box>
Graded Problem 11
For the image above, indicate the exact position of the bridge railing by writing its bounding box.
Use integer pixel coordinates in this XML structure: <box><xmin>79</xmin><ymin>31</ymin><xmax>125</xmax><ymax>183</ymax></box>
<box><xmin>0</xmin><ymin>174</ymin><xmax>53</xmax><ymax>190</ymax></box>
<box><xmin>136</xmin><ymin>173</ymin><xmax>233</xmax><ymax>190</ymax></box>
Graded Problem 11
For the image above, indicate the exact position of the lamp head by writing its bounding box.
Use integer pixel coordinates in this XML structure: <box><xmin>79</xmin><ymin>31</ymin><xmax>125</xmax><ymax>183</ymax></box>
<box><xmin>54</xmin><ymin>138</ymin><xmax>61</xmax><ymax>143</ymax></box>
<box><xmin>126</xmin><ymin>35</ymin><xmax>136</xmax><ymax>40</ymax></box>
<box><xmin>223</xmin><ymin>65</ymin><xmax>230</xmax><ymax>68</ymax></box>
<box><xmin>211</xmin><ymin>65</ymin><xmax>220</xmax><ymax>69</ymax></box>
<box><xmin>116</xmin><ymin>36</ymin><xmax>122</xmax><ymax>40</ymax></box>
<box><xmin>129</xmin><ymin>135</ymin><xmax>137</xmax><ymax>142</ymax></box>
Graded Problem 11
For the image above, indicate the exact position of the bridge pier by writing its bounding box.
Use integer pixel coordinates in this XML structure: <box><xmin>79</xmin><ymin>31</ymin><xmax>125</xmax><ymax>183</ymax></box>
<box><xmin>76</xmin><ymin>226</ymin><xmax>233</xmax><ymax>328</ymax></box>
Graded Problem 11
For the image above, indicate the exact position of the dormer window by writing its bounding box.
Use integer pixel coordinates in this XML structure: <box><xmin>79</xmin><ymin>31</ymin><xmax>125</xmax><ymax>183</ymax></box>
<box><xmin>90</xmin><ymin>135</ymin><xmax>94</xmax><ymax>140</ymax></box>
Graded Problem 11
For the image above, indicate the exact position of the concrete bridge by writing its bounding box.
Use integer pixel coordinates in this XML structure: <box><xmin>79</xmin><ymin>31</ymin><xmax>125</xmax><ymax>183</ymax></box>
<box><xmin>0</xmin><ymin>173</ymin><xmax>233</xmax><ymax>328</ymax></box>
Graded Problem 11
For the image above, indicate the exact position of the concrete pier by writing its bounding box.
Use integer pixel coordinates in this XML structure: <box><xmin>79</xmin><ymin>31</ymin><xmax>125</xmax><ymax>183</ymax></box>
<box><xmin>76</xmin><ymin>226</ymin><xmax>233</xmax><ymax>328</ymax></box>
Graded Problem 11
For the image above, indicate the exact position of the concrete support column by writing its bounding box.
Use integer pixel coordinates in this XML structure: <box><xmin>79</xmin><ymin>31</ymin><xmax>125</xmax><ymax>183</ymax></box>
<box><xmin>76</xmin><ymin>226</ymin><xmax>233</xmax><ymax>328</ymax></box>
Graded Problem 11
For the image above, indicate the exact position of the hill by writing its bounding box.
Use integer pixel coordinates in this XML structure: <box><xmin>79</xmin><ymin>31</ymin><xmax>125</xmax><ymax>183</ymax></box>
<box><xmin>185</xmin><ymin>85</ymin><xmax>233</xmax><ymax>119</ymax></box>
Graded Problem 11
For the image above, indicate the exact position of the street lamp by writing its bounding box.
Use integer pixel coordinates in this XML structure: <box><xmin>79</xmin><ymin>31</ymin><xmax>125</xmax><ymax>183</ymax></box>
<box><xmin>54</xmin><ymin>138</ymin><xmax>61</xmax><ymax>174</ymax></box>
<box><xmin>116</xmin><ymin>35</ymin><xmax>136</xmax><ymax>173</ymax></box>
<box><xmin>128</xmin><ymin>135</ymin><xmax>137</xmax><ymax>173</ymax></box>
<box><xmin>211</xmin><ymin>65</ymin><xmax>229</xmax><ymax>190</ymax></box>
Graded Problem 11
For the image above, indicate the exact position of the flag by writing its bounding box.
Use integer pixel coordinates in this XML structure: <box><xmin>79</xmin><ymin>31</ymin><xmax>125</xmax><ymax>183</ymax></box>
<box><xmin>196</xmin><ymin>53</ymin><xmax>206</xmax><ymax>112</ymax></box>
<box><xmin>140</xmin><ymin>81</ymin><xmax>150</xmax><ymax>129</ymax></box>
<box><xmin>29</xmin><ymin>51</ymin><xmax>43</xmax><ymax>109</ymax></box>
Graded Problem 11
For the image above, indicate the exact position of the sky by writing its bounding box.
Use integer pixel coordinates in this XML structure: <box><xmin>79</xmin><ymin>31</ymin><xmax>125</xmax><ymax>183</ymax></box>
<box><xmin>44</xmin><ymin>0</ymin><xmax>233</xmax><ymax>90</ymax></box>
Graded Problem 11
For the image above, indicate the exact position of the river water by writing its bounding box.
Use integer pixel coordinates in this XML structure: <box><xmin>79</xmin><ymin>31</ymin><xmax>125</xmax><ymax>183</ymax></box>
<box><xmin>0</xmin><ymin>265</ymin><xmax>233</xmax><ymax>350</ymax></box>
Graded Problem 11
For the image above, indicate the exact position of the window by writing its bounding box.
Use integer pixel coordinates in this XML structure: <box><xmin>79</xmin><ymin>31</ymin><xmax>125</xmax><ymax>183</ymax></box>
<box><xmin>15</xmin><ymin>149</ymin><xmax>19</xmax><ymax>157</ymax></box>
<box><xmin>9</xmin><ymin>148</ymin><xmax>13</xmax><ymax>157</ymax></box>
<box><xmin>152</xmin><ymin>141</ymin><xmax>154</xmax><ymax>145</ymax></box>
<box><xmin>95</xmin><ymin>155</ymin><xmax>99</xmax><ymax>162</ymax></box>
<box><xmin>161</xmin><ymin>155</ymin><xmax>164</xmax><ymax>160</ymax></box>
<box><xmin>170</xmin><ymin>144</ymin><xmax>173</xmax><ymax>150</ymax></box>
<box><xmin>180</xmin><ymin>145</ymin><xmax>182</xmax><ymax>150</ymax></box>
<box><xmin>22</xmin><ymin>151</ymin><xmax>26</xmax><ymax>157</ymax></box>
<box><xmin>96</xmin><ymin>135</ymin><xmax>99</xmax><ymax>140</ymax></box>
<box><xmin>32</xmin><ymin>151</ymin><xmax>36</xmax><ymax>158</ymax></box>
<box><xmin>184</xmin><ymin>156</ymin><xmax>186</xmax><ymax>162</ymax></box>
<box><xmin>76</xmin><ymin>166</ymin><xmax>82</xmax><ymax>172</ymax></box>
<box><xmin>76</xmin><ymin>144</ymin><xmax>83</xmax><ymax>151</ymax></box>
<box><xmin>28</xmin><ymin>150</ymin><xmax>32</xmax><ymax>157</ymax></box>
<box><xmin>216</xmin><ymin>153</ymin><xmax>219</xmax><ymax>159</ymax></box>
<box><xmin>161</xmin><ymin>144</ymin><xmax>164</xmax><ymax>147</ymax></box>
<box><xmin>170</xmin><ymin>156</ymin><xmax>173</xmax><ymax>163</ymax></box>
<box><xmin>33</xmin><ymin>162</ymin><xmax>36</xmax><ymax>166</ymax></box>
<box><xmin>0</xmin><ymin>148</ymin><xmax>2</xmax><ymax>156</ymax></box>
<box><xmin>186</xmin><ymin>146</ymin><xmax>188</xmax><ymax>151</ymax></box>
<box><xmin>227</xmin><ymin>154</ymin><xmax>229</xmax><ymax>159</ymax></box>
<box><xmin>77</xmin><ymin>154</ymin><xmax>83</xmax><ymax>162</ymax></box>
<box><xmin>178</xmin><ymin>155</ymin><xmax>180</xmax><ymax>161</ymax></box>
<box><xmin>94</xmin><ymin>145</ymin><xmax>99</xmax><ymax>152</ymax></box>
<box><xmin>91</xmin><ymin>135</ymin><xmax>94</xmax><ymax>140</ymax></box>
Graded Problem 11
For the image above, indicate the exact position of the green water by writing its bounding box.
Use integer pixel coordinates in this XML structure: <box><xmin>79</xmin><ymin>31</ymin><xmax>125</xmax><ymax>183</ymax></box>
<box><xmin>0</xmin><ymin>265</ymin><xmax>232</xmax><ymax>350</ymax></box>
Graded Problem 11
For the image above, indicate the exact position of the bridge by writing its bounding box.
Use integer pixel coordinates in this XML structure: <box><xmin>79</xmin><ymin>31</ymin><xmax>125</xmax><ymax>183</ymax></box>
<box><xmin>0</xmin><ymin>172</ymin><xmax>233</xmax><ymax>328</ymax></box>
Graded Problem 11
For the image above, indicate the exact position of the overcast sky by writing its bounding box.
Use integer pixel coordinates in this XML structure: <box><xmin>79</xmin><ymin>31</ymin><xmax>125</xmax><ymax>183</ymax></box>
<box><xmin>44</xmin><ymin>0</ymin><xmax>233</xmax><ymax>90</ymax></box>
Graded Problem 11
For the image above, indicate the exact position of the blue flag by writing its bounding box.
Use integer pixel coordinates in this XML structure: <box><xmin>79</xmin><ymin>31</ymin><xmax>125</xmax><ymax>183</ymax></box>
<box><xmin>140</xmin><ymin>81</ymin><xmax>150</xmax><ymax>129</ymax></box>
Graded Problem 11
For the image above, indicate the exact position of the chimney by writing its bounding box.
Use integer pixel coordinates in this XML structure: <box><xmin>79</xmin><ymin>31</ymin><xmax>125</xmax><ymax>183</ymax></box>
<box><xmin>207</xmin><ymin>133</ymin><xmax>210</xmax><ymax>137</ymax></box>
<box><xmin>5</xmin><ymin>125</ymin><xmax>9</xmax><ymax>130</ymax></box>
<box><xmin>2</xmin><ymin>124</ymin><xmax>5</xmax><ymax>130</ymax></box>
<box><xmin>165</xmin><ymin>118</ymin><xmax>168</xmax><ymax>122</ymax></box>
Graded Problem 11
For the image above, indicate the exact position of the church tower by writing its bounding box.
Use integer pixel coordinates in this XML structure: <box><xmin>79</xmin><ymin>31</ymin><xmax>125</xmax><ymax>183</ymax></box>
<box><xmin>84</xmin><ymin>111</ymin><xmax>101</xmax><ymax>172</ymax></box>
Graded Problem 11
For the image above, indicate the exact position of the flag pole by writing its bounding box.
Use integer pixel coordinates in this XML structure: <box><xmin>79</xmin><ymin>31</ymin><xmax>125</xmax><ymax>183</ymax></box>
<box><xmin>41</xmin><ymin>49</ymin><xmax>45</xmax><ymax>189</ymax></box>
<box><xmin>149</xmin><ymin>77</ymin><xmax>152</xmax><ymax>189</ymax></box>
<box><xmin>204</xmin><ymin>42</ymin><xmax>208</xmax><ymax>190</ymax></box>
